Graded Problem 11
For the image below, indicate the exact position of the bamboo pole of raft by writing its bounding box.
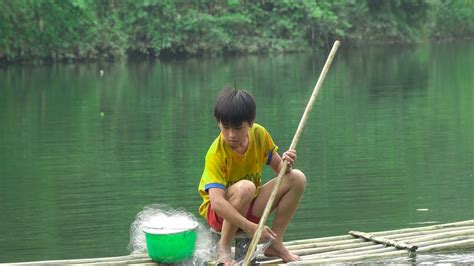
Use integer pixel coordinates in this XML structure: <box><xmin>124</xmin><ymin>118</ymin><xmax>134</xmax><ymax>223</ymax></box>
<box><xmin>10</xmin><ymin>253</ymin><xmax>150</xmax><ymax>265</ymax></box>
<box><xmin>398</xmin><ymin>227</ymin><xmax>474</xmax><ymax>242</ymax></box>
<box><xmin>369</xmin><ymin>220</ymin><xmax>474</xmax><ymax>236</ymax></box>
<box><xmin>374</xmin><ymin>225</ymin><xmax>474</xmax><ymax>240</ymax></box>
<box><xmin>243</xmin><ymin>40</ymin><xmax>341</xmax><ymax>265</ymax></box>
<box><xmin>350</xmin><ymin>231</ymin><xmax>418</xmax><ymax>251</ymax></box>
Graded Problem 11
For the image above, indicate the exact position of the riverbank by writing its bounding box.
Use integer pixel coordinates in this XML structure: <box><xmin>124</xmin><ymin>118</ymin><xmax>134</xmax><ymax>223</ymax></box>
<box><xmin>1</xmin><ymin>0</ymin><xmax>473</xmax><ymax>65</ymax></box>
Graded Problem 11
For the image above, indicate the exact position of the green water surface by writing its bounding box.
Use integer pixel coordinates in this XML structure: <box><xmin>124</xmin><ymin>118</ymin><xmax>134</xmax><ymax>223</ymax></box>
<box><xmin>0</xmin><ymin>42</ymin><xmax>473</xmax><ymax>263</ymax></box>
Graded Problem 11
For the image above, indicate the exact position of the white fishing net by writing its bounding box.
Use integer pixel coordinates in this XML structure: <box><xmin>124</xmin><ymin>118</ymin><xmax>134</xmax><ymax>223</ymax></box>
<box><xmin>127</xmin><ymin>204</ymin><xmax>216</xmax><ymax>263</ymax></box>
<box><xmin>128</xmin><ymin>204</ymin><xmax>273</xmax><ymax>264</ymax></box>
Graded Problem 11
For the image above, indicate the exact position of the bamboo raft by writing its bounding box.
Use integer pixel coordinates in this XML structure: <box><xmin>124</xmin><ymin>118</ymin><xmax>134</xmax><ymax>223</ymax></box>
<box><xmin>258</xmin><ymin>219</ymin><xmax>474</xmax><ymax>264</ymax></box>
<box><xmin>9</xmin><ymin>220</ymin><xmax>474</xmax><ymax>265</ymax></box>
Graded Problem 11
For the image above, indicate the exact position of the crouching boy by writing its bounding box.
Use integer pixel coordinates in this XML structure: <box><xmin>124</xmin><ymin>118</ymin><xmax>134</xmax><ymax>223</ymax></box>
<box><xmin>198</xmin><ymin>88</ymin><xmax>306</xmax><ymax>264</ymax></box>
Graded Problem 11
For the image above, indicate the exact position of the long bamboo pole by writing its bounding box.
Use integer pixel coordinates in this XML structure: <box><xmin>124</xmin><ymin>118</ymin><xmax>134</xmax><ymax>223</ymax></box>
<box><xmin>369</xmin><ymin>220</ymin><xmax>474</xmax><ymax>236</ymax></box>
<box><xmin>379</xmin><ymin>225</ymin><xmax>474</xmax><ymax>240</ymax></box>
<box><xmin>242</xmin><ymin>40</ymin><xmax>341</xmax><ymax>265</ymax></box>
<box><xmin>398</xmin><ymin>228</ymin><xmax>474</xmax><ymax>242</ymax></box>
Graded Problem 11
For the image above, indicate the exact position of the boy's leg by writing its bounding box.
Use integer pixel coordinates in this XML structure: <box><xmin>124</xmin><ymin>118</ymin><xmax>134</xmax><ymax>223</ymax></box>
<box><xmin>218</xmin><ymin>180</ymin><xmax>256</xmax><ymax>262</ymax></box>
<box><xmin>251</xmin><ymin>169</ymin><xmax>306</xmax><ymax>262</ymax></box>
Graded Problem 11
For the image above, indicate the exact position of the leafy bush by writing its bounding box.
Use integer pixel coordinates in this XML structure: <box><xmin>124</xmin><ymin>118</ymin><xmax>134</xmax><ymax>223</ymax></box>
<box><xmin>0</xmin><ymin>0</ymin><xmax>472</xmax><ymax>63</ymax></box>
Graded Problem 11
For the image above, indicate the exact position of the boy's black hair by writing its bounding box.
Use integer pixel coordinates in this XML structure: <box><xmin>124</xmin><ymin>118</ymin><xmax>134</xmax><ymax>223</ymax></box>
<box><xmin>214</xmin><ymin>88</ymin><xmax>256</xmax><ymax>126</ymax></box>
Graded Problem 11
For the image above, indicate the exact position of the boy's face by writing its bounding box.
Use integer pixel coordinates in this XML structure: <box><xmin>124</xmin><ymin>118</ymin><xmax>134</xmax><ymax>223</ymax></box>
<box><xmin>218</xmin><ymin>121</ymin><xmax>252</xmax><ymax>150</ymax></box>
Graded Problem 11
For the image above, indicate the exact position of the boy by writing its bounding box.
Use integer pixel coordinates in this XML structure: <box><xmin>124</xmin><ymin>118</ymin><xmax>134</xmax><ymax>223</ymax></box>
<box><xmin>198</xmin><ymin>88</ymin><xmax>306</xmax><ymax>264</ymax></box>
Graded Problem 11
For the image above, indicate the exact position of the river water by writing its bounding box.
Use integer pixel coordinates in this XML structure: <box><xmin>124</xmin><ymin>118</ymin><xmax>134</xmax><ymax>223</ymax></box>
<box><xmin>0</xmin><ymin>41</ymin><xmax>473</xmax><ymax>263</ymax></box>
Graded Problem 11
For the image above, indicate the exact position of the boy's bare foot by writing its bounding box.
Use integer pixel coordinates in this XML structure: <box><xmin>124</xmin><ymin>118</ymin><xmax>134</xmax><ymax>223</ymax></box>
<box><xmin>263</xmin><ymin>241</ymin><xmax>300</xmax><ymax>262</ymax></box>
<box><xmin>217</xmin><ymin>244</ymin><xmax>236</xmax><ymax>266</ymax></box>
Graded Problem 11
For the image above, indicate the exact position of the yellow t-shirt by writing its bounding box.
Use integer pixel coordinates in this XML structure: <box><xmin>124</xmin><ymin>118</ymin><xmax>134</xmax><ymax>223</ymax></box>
<box><xmin>198</xmin><ymin>123</ymin><xmax>277</xmax><ymax>218</ymax></box>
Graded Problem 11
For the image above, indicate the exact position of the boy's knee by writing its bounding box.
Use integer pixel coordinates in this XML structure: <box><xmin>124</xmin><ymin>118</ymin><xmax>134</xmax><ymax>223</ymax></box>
<box><xmin>288</xmin><ymin>169</ymin><xmax>307</xmax><ymax>190</ymax></box>
<box><xmin>228</xmin><ymin>180</ymin><xmax>256</xmax><ymax>199</ymax></box>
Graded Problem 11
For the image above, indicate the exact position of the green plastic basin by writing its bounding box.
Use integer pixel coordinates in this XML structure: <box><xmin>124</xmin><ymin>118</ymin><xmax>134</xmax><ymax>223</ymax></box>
<box><xmin>143</xmin><ymin>222</ymin><xmax>198</xmax><ymax>263</ymax></box>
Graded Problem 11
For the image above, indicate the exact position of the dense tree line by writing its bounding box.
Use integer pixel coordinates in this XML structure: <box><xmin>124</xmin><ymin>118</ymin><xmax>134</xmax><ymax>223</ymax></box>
<box><xmin>1</xmin><ymin>0</ymin><xmax>473</xmax><ymax>63</ymax></box>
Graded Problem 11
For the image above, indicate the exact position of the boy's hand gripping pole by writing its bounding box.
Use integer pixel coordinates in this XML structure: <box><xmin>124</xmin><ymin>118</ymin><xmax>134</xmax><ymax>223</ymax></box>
<box><xmin>242</xmin><ymin>40</ymin><xmax>340</xmax><ymax>265</ymax></box>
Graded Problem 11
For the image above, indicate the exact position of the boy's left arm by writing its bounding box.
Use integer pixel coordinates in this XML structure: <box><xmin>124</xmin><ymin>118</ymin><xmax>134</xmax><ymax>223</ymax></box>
<box><xmin>269</xmin><ymin>149</ymin><xmax>296</xmax><ymax>175</ymax></box>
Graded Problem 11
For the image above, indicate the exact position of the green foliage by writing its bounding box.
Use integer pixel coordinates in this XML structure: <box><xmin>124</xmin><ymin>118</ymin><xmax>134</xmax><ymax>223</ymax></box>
<box><xmin>432</xmin><ymin>0</ymin><xmax>474</xmax><ymax>38</ymax></box>
<box><xmin>0</xmin><ymin>0</ymin><xmax>129</xmax><ymax>62</ymax></box>
<box><xmin>348</xmin><ymin>0</ymin><xmax>433</xmax><ymax>42</ymax></box>
<box><xmin>0</xmin><ymin>0</ymin><xmax>473</xmax><ymax>63</ymax></box>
